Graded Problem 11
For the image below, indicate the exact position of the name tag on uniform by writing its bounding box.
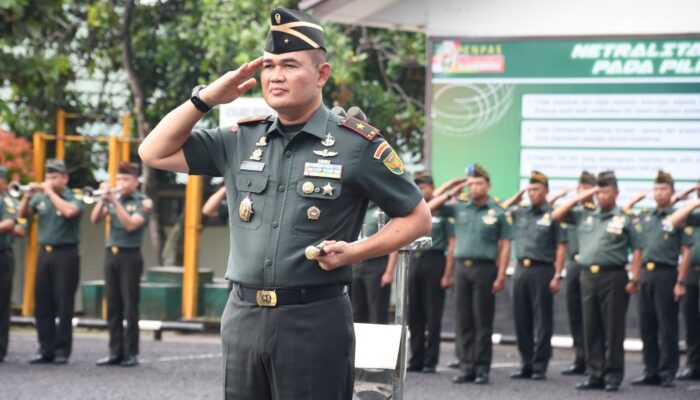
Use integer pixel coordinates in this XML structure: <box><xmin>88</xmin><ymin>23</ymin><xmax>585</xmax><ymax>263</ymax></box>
<box><xmin>304</xmin><ymin>159</ymin><xmax>342</xmax><ymax>179</ymax></box>
<box><xmin>240</xmin><ymin>161</ymin><xmax>265</xmax><ymax>172</ymax></box>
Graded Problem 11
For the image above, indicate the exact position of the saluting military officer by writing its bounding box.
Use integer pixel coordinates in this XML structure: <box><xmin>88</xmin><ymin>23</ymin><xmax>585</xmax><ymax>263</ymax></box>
<box><xmin>18</xmin><ymin>159</ymin><xmax>84</xmax><ymax>365</ymax></box>
<box><xmin>0</xmin><ymin>166</ymin><xmax>18</xmax><ymax>363</ymax></box>
<box><xmin>406</xmin><ymin>171</ymin><xmax>455</xmax><ymax>373</ymax></box>
<box><xmin>622</xmin><ymin>171</ymin><xmax>692</xmax><ymax>387</ymax></box>
<box><xmin>559</xmin><ymin>171</ymin><xmax>597</xmax><ymax>375</ymax></box>
<box><xmin>552</xmin><ymin>171</ymin><xmax>642</xmax><ymax>392</ymax></box>
<box><xmin>351</xmin><ymin>202</ymin><xmax>396</xmax><ymax>324</ymax></box>
<box><xmin>428</xmin><ymin>164</ymin><xmax>512</xmax><ymax>385</ymax></box>
<box><xmin>91</xmin><ymin>162</ymin><xmax>152</xmax><ymax>367</ymax></box>
<box><xmin>202</xmin><ymin>185</ymin><xmax>228</xmax><ymax>221</ymax></box>
<box><xmin>138</xmin><ymin>7</ymin><xmax>431</xmax><ymax>399</ymax></box>
<box><xmin>503</xmin><ymin>171</ymin><xmax>567</xmax><ymax>380</ymax></box>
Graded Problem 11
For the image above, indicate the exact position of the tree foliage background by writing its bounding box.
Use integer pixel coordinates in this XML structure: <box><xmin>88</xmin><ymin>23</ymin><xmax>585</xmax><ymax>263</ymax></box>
<box><xmin>1</xmin><ymin>0</ymin><xmax>426</xmax><ymax>262</ymax></box>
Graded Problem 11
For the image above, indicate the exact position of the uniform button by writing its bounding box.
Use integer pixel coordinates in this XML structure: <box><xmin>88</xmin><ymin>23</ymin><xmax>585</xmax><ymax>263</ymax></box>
<box><xmin>264</xmin><ymin>260</ymin><xmax>272</xmax><ymax>266</ymax></box>
<box><xmin>278</xmin><ymin>185</ymin><xmax>285</xmax><ymax>192</ymax></box>
<box><xmin>272</xmin><ymin>221</ymin><xmax>279</xmax><ymax>228</ymax></box>
<box><xmin>284</xmin><ymin>151</ymin><xmax>292</xmax><ymax>158</ymax></box>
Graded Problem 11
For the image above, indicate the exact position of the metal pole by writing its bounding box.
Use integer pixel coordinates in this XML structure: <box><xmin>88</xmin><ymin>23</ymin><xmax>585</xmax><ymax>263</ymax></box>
<box><xmin>182</xmin><ymin>175</ymin><xmax>203</xmax><ymax>318</ymax></box>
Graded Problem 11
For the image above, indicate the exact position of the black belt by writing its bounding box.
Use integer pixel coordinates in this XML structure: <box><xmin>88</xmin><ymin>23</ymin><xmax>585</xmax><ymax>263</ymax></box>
<box><xmin>458</xmin><ymin>258</ymin><xmax>495</xmax><ymax>267</ymax></box>
<box><xmin>234</xmin><ymin>283</ymin><xmax>347</xmax><ymax>307</ymax></box>
<box><xmin>40</xmin><ymin>243</ymin><xmax>78</xmax><ymax>253</ymax></box>
<box><xmin>106</xmin><ymin>246</ymin><xmax>141</xmax><ymax>255</ymax></box>
<box><xmin>412</xmin><ymin>249</ymin><xmax>445</xmax><ymax>258</ymax></box>
<box><xmin>583</xmin><ymin>264</ymin><xmax>625</xmax><ymax>274</ymax></box>
<box><xmin>643</xmin><ymin>261</ymin><xmax>676</xmax><ymax>271</ymax></box>
<box><xmin>518</xmin><ymin>258</ymin><xmax>552</xmax><ymax>268</ymax></box>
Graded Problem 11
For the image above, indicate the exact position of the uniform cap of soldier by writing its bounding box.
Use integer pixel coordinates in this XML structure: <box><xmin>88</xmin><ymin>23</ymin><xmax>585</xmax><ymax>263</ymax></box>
<box><xmin>45</xmin><ymin>159</ymin><xmax>67</xmax><ymax>174</ymax></box>
<box><xmin>265</xmin><ymin>7</ymin><xmax>326</xmax><ymax>55</ymax></box>
<box><xmin>466</xmin><ymin>163</ymin><xmax>490</xmax><ymax>182</ymax></box>
<box><xmin>529</xmin><ymin>170</ymin><xmax>548</xmax><ymax>187</ymax></box>
<box><xmin>654</xmin><ymin>169</ymin><xmax>674</xmax><ymax>188</ymax></box>
<box><xmin>0</xmin><ymin>165</ymin><xmax>6</xmax><ymax>180</ymax></box>
<box><xmin>118</xmin><ymin>162</ymin><xmax>140</xmax><ymax>177</ymax></box>
<box><xmin>413</xmin><ymin>171</ymin><xmax>434</xmax><ymax>186</ymax></box>
<box><xmin>579</xmin><ymin>170</ymin><xmax>596</xmax><ymax>185</ymax></box>
<box><xmin>596</xmin><ymin>170</ymin><xmax>617</xmax><ymax>187</ymax></box>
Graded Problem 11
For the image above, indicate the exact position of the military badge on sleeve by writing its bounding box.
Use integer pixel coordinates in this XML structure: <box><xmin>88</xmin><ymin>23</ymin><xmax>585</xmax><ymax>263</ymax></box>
<box><xmin>382</xmin><ymin>147</ymin><xmax>405</xmax><ymax>175</ymax></box>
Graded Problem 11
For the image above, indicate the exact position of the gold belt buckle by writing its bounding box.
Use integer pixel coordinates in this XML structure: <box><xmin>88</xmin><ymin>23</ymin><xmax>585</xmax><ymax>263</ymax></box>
<box><xmin>523</xmin><ymin>258</ymin><xmax>532</xmax><ymax>268</ymax></box>
<box><xmin>256</xmin><ymin>290</ymin><xmax>277</xmax><ymax>307</ymax></box>
<box><xmin>590</xmin><ymin>265</ymin><xmax>600</xmax><ymax>274</ymax></box>
<box><xmin>45</xmin><ymin>245</ymin><xmax>53</xmax><ymax>253</ymax></box>
<box><xmin>646</xmin><ymin>262</ymin><xmax>655</xmax><ymax>271</ymax></box>
<box><xmin>464</xmin><ymin>260</ymin><xmax>473</xmax><ymax>268</ymax></box>
<box><xmin>111</xmin><ymin>246</ymin><xmax>119</xmax><ymax>255</ymax></box>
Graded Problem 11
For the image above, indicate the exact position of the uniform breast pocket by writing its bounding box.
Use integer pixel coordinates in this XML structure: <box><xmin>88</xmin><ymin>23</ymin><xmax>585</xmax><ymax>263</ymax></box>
<box><xmin>231</xmin><ymin>173</ymin><xmax>269</xmax><ymax>230</ymax></box>
<box><xmin>292</xmin><ymin>178</ymin><xmax>342</xmax><ymax>237</ymax></box>
<box><xmin>480</xmin><ymin>222</ymin><xmax>499</xmax><ymax>241</ymax></box>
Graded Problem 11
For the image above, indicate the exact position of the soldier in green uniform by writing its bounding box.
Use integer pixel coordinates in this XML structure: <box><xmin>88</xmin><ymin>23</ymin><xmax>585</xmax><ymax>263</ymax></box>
<box><xmin>560</xmin><ymin>171</ymin><xmax>597</xmax><ymax>375</ymax></box>
<box><xmin>138</xmin><ymin>7</ymin><xmax>431</xmax><ymax>399</ymax></box>
<box><xmin>91</xmin><ymin>162</ymin><xmax>152</xmax><ymax>367</ymax></box>
<box><xmin>351</xmin><ymin>202</ymin><xmax>396</xmax><ymax>324</ymax></box>
<box><xmin>0</xmin><ymin>166</ymin><xmax>18</xmax><ymax>363</ymax></box>
<box><xmin>622</xmin><ymin>171</ymin><xmax>692</xmax><ymax>387</ymax></box>
<box><xmin>407</xmin><ymin>171</ymin><xmax>455</xmax><ymax>373</ymax></box>
<box><xmin>428</xmin><ymin>164</ymin><xmax>512</xmax><ymax>385</ymax></box>
<box><xmin>552</xmin><ymin>171</ymin><xmax>642</xmax><ymax>391</ymax></box>
<box><xmin>503</xmin><ymin>171</ymin><xmax>567</xmax><ymax>380</ymax></box>
<box><xmin>18</xmin><ymin>159</ymin><xmax>84</xmax><ymax>365</ymax></box>
<box><xmin>202</xmin><ymin>185</ymin><xmax>228</xmax><ymax>221</ymax></box>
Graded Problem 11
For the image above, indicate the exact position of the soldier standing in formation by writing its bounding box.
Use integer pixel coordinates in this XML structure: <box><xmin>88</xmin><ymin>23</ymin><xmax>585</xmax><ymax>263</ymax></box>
<box><xmin>502</xmin><ymin>171</ymin><xmax>567</xmax><ymax>380</ymax></box>
<box><xmin>407</xmin><ymin>171</ymin><xmax>455</xmax><ymax>373</ymax></box>
<box><xmin>0</xmin><ymin>166</ymin><xmax>18</xmax><ymax>363</ymax></box>
<box><xmin>18</xmin><ymin>159</ymin><xmax>84</xmax><ymax>365</ymax></box>
<box><xmin>139</xmin><ymin>7</ymin><xmax>431</xmax><ymax>399</ymax></box>
<box><xmin>91</xmin><ymin>162</ymin><xmax>152</xmax><ymax>367</ymax></box>
<box><xmin>428</xmin><ymin>164</ymin><xmax>512</xmax><ymax>385</ymax></box>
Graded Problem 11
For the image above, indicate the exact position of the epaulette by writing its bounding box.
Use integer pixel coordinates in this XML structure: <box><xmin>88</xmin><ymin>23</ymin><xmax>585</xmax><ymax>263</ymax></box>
<box><xmin>584</xmin><ymin>201</ymin><xmax>596</xmax><ymax>210</ymax></box>
<box><xmin>237</xmin><ymin>115</ymin><xmax>272</xmax><ymax>125</ymax></box>
<box><xmin>457</xmin><ymin>192</ymin><xmax>469</xmax><ymax>202</ymax></box>
<box><xmin>340</xmin><ymin>116</ymin><xmax>380</xmax><ymax>141</ymax></box>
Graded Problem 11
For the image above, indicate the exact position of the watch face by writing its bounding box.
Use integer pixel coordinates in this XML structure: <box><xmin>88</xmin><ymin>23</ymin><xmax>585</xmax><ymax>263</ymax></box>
<box><xmin>192</xmin><ymin>84</ymin><xmax>205</xmax><ymax>97</ymax></box>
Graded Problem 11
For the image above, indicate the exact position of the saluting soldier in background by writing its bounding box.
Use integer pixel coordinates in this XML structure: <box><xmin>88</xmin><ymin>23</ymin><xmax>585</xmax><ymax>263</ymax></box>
<box><xmin>502</xmin><ymin>171</ymin><xmax>567</xmax><ymax>381</ymax></box>
<box><xmin>552</xmin><ymin>171</ymin><xmax>642</xmax><ymax>392</ymax></box>
<box><xmin>202</xmin><ymin>185</ymin><xmax>228</xmax><ymax>221</ymax></box>
<box><xmin>18</xmin><ymin>159</ymin><xmax>84</xmax><ymax>365</ymax></box>
<box><xmin>91</xmin><ymin>162</ymin><xmax>152</xmax><ymax>367</ymax></box>
<box><xmin>428</xmin><ymin>164</ymin><xmax>512</xmax><ymax>385</ymax></box>
<box><xmin>138</xmin><ymin>7</ymin><xmax>431</xmax><ymax>399</ymax></box>
<box><xmin>407</xmin><ymin>171</ymin><xmax>455</xmax><ymax>373</ymax></box>
<box><xmin>559</xmin><ymin>171</ymin><xmax>597</xmax><ymax>375</ymax></box>
<box><xmin>623</xmin><ymin>170</ymin><xmax>692</xmax><ymax>388</ymax></box>
<box><xmin>0</xmin><ymin>166</ymin><xmax>18</xmax><ymax>363</ymax></box>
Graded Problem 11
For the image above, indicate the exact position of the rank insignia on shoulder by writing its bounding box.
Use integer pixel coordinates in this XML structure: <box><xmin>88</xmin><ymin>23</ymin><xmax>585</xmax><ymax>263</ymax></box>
<box><xmin>686</xmin><ymin>226</ymin><xmax>694</xmax><ymax>235</ymax></box>
<box><xmin>341</xmin><ymin>116</ymin><xmax>380</xmax><ymax>141</ymax></box>
<box><xmin>382</xmin><ymin>147</ymin><xmax>404</xmax><ymax>175</ymax></box>
<box><xmin>237</xmin><ymin>115</ymin><xmax>272</xmax><ymax>125</ymax></box>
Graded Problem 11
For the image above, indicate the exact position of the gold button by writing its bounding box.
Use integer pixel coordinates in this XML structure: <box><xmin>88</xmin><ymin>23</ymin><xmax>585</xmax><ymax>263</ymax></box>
<box><xmin>523</xmin><ymin>259</ymin><xmax>531</xmax><ymax>268</ymax></box>
<box><xmin>590</xmin><ymin>265</ymin><xmax>600</xmax><ymax>274</ymax></box>
<box><xmin>464</xmin><ymin>260</ymin><xmax>473</xmax><ymax>268</ymax></box>
<box><xmin>646</xmin><ymin>262</ymin><xmax>655</xmax><ymax>271</ymax></box>
<box><xmin>574</xmin><ymin>255</ymin><xmax>580</xmax><ymax>263</ymax></box>
<box><xmin>302</xmin><ymin>182</ymin><xmax>315</xmax><ymax>194</ymax></box>
<box><xmin>45</xmin><ymin>245</ymin><xmax>53</xmax><ymax>253</ymax></box>
<box><xmin>111</xmin><ymin>246</ymin><xmax>119</xmax><ymax>255</ymax></box>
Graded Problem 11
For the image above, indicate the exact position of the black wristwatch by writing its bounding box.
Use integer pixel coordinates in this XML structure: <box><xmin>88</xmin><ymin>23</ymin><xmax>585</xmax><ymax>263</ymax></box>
<box><xmin>190</xmin><ymin>85</ymin><xmax>212</xmax><ymax>113</ymax></box>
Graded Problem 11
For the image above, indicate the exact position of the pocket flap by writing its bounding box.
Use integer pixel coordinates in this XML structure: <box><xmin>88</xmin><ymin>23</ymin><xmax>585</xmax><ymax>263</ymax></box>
<box><xmin>235</xmin><ymin>173</ymin><xmax>269</xmax><ymax>194</ymax></box>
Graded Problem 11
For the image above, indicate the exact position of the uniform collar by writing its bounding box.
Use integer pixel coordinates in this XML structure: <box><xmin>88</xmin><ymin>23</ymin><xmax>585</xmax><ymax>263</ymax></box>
<box><xmin>653</xmin><ymin>205</ymin><xmax>673</xmax><ymax>216</ymax></box>
<box><xmin>529</xmin><ymin>203</ymin><xmax>550</xmax><ymax>213</ymax></box>
<box><xmin>266</xmin><ymin>104</ymin><xmax>329</xmax><ymax>140</ymax></box>
<box><xmin>595</xmin><ymin>206</ymin><xmax>619</xmax><ymax>219</ymax></box>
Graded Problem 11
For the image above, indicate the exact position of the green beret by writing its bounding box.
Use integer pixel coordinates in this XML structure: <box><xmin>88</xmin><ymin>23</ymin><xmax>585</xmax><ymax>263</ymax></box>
<box><xmin>466</xmin><ymin>163</ymin><xmax>490</xmax><ymax>181</ymax></box>
<box><xmin>529</xmin><ymin>170</ymin><xmax>548</xmax><ymax>186</ymax></box>
<box><xmin>579</xmin><ymin>170</ymin><xmax>596</xmax><ymax>185</ymax></box>
<box><xmin>654</xmin><ymin>170</ymin><xmax>673</xmax><ymax>186</ymax></box>
<box><xmin>45</xmin><ymin>159</ymin><xmax>67</xmax><ymax>174</ymax></box>
<box><xmin>597</xmin><ymin>170</ymin><xmax>617</xmax><ymax>187</ymax></box>
<box><xmin>265</xmin><ymin>7</ymin><xmax>326</xmax><ymax>55</ymax></box>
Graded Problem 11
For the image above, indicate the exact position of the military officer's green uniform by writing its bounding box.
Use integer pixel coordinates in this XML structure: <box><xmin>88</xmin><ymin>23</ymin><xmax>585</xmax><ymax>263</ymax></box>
<box><xmin>509</xmin><ymin>171</ymin><xmax>567</xmax><ymax>377</ymax></box>
<box><xmin>218</xmin><ymin>201</ymin><xmax>229</xmax><ymax>221</ymax></box>
<box><xmin>408</xmin><ymin>173</ymin><xmax>454</xmax><ymax>372</ymax></box>
<box><xmin>28</xmin><ymin>160</ymin><xmax>84</xmax><ymax>361</ymax></box>
<box><xmin>442</xmin><ymin>165</ymin><xmax>512</xmax><ymax>379</ymax></box>
<box><xmin>635</xmin><ymin>171</ymin><xmax>693</xmax><ymax>383</ymax></box>
<box><xmin>351</xmin><ymin>202</ymin><xmax>391</xmax><ymax>324</ymax></box>
<box><xmin>561</xmin><ymin>171</ymin><xmax>641</xmax><ymax>387</ymax></box>
<box><xmin>0</xmin><ymin>166</ymin><xmax>18</xmax><ymax>362</ymax></box>
<box><xmin>680</xmin><ymin>206</ymin><xmax>700</xmax><ymax>379</ymax></box>
<box><xmin>103</xmin><ymin>163</ymin><xmax>152</xmax><ymax>361</ymax></box>
<box><xmin>562</xmin><ymin>171</ymin><xmax>597</xmax><ymax>374</ymax></box>
<box><xmin>182</xmin><ymin>9</ymin><xmax>423</xmax><ymax>399</ymax></box>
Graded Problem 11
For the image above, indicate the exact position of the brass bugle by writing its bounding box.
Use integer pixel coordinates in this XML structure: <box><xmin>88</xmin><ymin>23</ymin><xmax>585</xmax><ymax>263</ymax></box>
<box><xmin>82</xmin><ymin>186</ymin><xmax>121</xmax><ymax>205</ymax></box>
<box><xmin>8</xmin><ymin>181</ymin><xmax>42</xmax><ymax>198</ymax></box>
